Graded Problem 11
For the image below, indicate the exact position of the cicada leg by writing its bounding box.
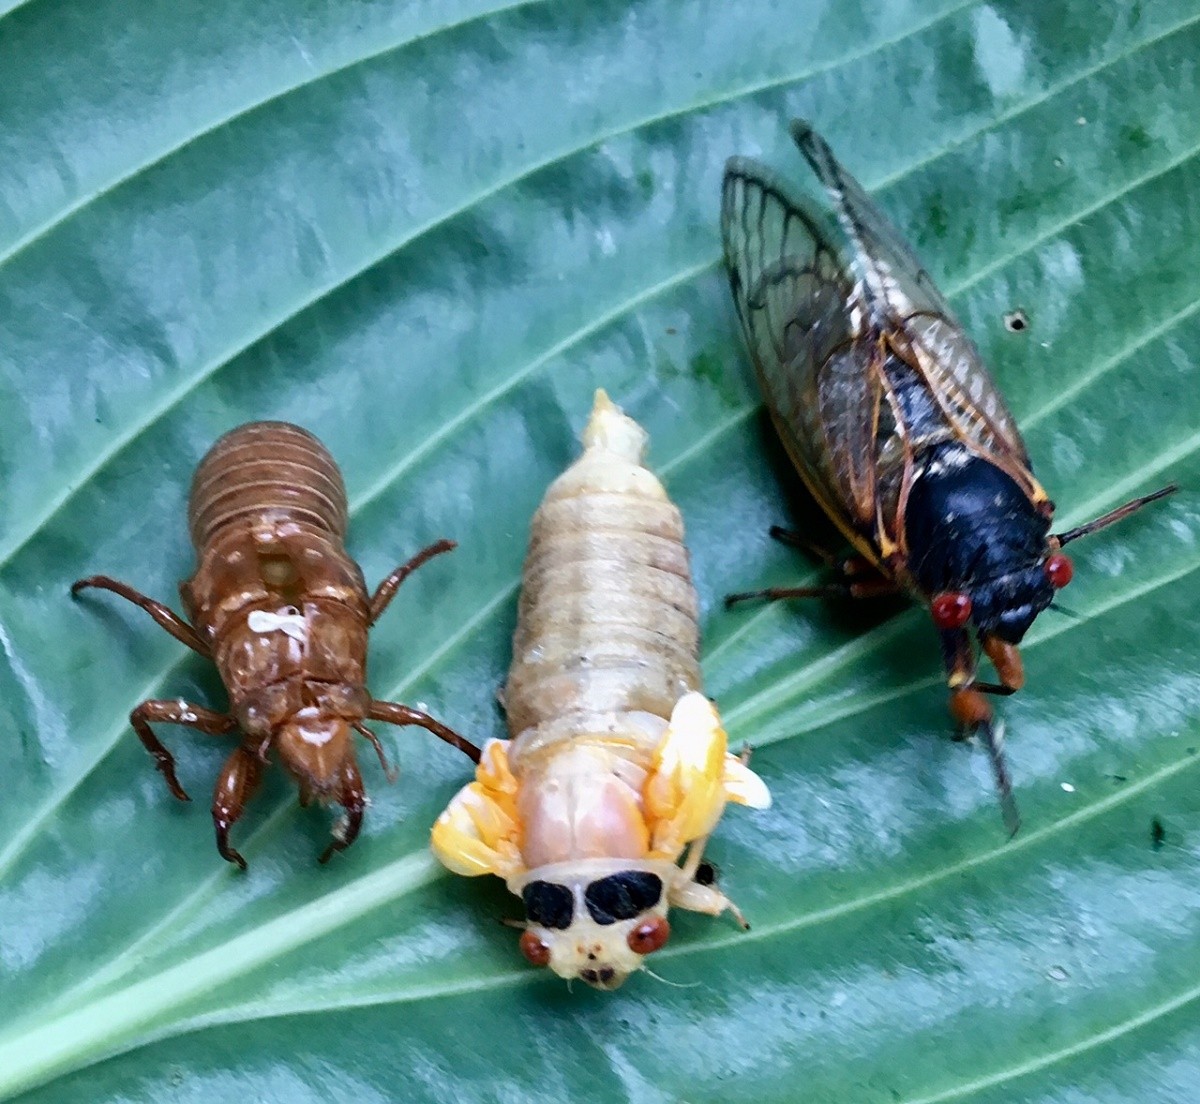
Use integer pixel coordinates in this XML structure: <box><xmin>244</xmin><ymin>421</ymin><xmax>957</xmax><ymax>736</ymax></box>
<box><xmin>212</xmin><ymin>745</ymin><xmax>266</xmax><ymax>871</ymax></box>
<box><xmin>367</xmin><ymin>700</ymin><xmax>480</xmax><ymax>763</ymax></box>
<box><xmin>319</xmin><ymin>753</ymin><xmax>366</xmax><ymax>864</ymax></box>
<box><xmin>668</xmin><ymin>838</ymin><xmax>749</xmax><ymax>929</ymax></box>
<box><xmin>726</xmin><ymin>531</ymin><xmax>897</xmax><ymax>608</ymax></box>
<box><xmin>725</xmin><ymin>575</ymin><xmax>897</xmax><ymax>608</ymax></box>
<box><xmin>367</xmin><ymin>538</ymin><xmax>457</xmax><ymax>625</ymax></box>
<box><xmin>942</xmin><ymin>630</ymin><xmax>1020</xmax><ymax>837</ymax></box>
<box><xmin>353</xmin><ymin>721</ymin><xmax>398</xmax><ymax>782</ymax></box>
<box><xmin>129</xmin><ymin>698</ymin><xmax>238</xmax><ymax>801</ymax></box>
<box><xmin>71</xmin><ymin>575</ymin><xmax>210</xmax><ymax>655</ymax></box>
<box><xmin>768</xmin><ymin>526</ymin><xmax>876</xmax><ymax>579</ymax></box>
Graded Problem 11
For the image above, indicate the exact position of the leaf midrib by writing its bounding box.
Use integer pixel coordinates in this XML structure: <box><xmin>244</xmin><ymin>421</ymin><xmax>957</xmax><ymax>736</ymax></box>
<box><xmin>7</xmin><ymin>484</ymin><xmax>1199</xmax><ymax>1102</ymax></box>
<box><xmin>54</xmin><ymin>728</ymin><xmax>1200</xmax><ymax>1104</ymax></box>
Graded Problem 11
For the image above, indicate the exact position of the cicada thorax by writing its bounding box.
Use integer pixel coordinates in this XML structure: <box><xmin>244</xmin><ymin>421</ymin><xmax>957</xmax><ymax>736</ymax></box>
<box><xmin>431</xmin><ymin>391</ymin><xmax>770</xmax><ymax>989</ymax></box>
<box><xmin>181</xmin><ymin>421</ymin><xmax>372</xmax><ymax>785</ymax></box>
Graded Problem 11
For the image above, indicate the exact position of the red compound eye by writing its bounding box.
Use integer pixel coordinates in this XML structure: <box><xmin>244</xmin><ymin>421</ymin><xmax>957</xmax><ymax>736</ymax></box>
<box><xmin>627</xmin><ymin>916</ymin><xmax>671</xmax><ymax>956</ymax></box>
<box><xmin>1045</xmin><ymin>553</ymin><xmax>1073</xmax><ymax>588</ymax></box>
<box><xmin>519</xmin><ymin>930</ymin><xmax>551</xmax><ymax>967</ymax></box>
<box><xmin>931</xmin><ymin>592</ymin><xmax>973</xmax><ymax>630</ymax></box>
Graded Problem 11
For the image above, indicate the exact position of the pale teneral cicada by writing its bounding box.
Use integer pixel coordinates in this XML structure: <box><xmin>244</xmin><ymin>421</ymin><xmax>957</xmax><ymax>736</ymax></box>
<box><xmin>722</xmin><ymin>122</ymin><xmax>1175</xmax><ymax>832</ymax></box>
<box><xmin>431</xmin><ymin>390</ymin><xmax>770</xmax><ymax>989</ymax></box>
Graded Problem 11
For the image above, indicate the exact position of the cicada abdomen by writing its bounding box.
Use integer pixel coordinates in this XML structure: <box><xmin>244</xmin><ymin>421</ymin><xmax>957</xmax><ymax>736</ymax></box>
<box><xmin>187</xmin><ymin>420</ymin><xmax>349</xmax><ymax>559</ymax></box>
<box><xmin>73</xmin><ymin>421</ymin><xmax>478</xmax><ymax>868</ymax></box>
<box><xmin>504</xmin><ymin>389</ymin><xmax>702</xmax><ymax>738</ymax></box>
<box><xmin>432</xmin><ymin>390</ymin><xmax>770</xmax><ymax>990</ymax></box>
<box><xmin>721</xmin><ymin>121</ymin><xmax>1175</xmax><ymax>832</ymax></box>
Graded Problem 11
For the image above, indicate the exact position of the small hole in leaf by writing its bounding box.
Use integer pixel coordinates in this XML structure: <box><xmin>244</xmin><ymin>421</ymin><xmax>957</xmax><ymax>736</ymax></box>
<box><xmin>1004</xmin><ymin>309</ymin><xmax>1028</xmax><ymax>333</ymax></box>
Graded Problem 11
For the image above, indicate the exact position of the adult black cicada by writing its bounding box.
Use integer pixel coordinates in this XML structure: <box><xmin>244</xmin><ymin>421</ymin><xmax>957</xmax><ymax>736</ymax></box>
<box><xmin>721</xmin><ymin>121</ymin><xmax>1175</xmax><ymax>833</ymax></box>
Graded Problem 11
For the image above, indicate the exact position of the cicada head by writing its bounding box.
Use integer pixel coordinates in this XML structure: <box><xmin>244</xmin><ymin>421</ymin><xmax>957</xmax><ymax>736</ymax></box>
<box><xmin>966</xmin><ymin>553</ymin><xmax>1071</xmax><ymax>645</ymax></box>
<box><xmin>274</xmin><ymin>708</ymin><xmax>355</xmax><ymax>796</ymax></box>
<box><xmin>513</xmin><ymin>860</ymin><xmax>675</xmax><ymax>990</ymax></box>
<box><xmin>908</xmin><ymin>443</ymin><xmax>1067</xmax><ymax>645</ymax></box>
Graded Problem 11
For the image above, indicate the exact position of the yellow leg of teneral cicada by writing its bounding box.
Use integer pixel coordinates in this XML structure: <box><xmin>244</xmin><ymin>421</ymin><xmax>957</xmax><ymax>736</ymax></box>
<box><xmin>430</xmin><ymin>739</ymin><xmax>524</xmax><ymax>880</ymax></box>
<box><xmin>643</xmin><ymin>692</ymin><xmax>771</xmax><ymax>863</ymax></box>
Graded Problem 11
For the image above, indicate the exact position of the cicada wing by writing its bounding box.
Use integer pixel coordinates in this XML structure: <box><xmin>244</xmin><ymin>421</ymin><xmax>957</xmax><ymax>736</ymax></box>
<box><xmin>791</xmin><ymin>120</ymin><xmax>952</xmax><ymax>323</ymax></box>
<box><xmin>904</xmin><ymin>312</ymin><xmax>1031</xmax><ymax>473</ymax></box>
<box><xmin>791</xmin><ymin>121</ymin><xmax>1035</xmax><ymax>486</ymax></box>
<box><xmin>722</xmin><ymin>158</ymin><xmax>885</xmax><ymax>550</ymax></box>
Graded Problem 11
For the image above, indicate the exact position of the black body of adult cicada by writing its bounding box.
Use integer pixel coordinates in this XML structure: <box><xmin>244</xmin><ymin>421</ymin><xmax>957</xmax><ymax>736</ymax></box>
<box><xmin>721</xmin><ymin>120</ymin><xmax>1175</xmax><ymax>833</ymax></box>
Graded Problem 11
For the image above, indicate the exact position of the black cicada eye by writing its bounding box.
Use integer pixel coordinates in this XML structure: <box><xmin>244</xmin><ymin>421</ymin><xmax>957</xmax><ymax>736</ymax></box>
<box><xmin>584</xmin><ymin>871</ymin><xmax>664</xmax><ymax>925</ymax></box>
<box><xmin>522</xmin><ymin>881</ymin><xmax>574</xmax><ymax>929</ymax></box>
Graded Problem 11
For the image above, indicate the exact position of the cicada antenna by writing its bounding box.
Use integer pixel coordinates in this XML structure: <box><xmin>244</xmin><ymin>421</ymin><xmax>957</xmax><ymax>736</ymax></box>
<box><xmin>1054</xmin><ymin>484</ymin><xmax>1178</xmax><ymax>546</ymax></box>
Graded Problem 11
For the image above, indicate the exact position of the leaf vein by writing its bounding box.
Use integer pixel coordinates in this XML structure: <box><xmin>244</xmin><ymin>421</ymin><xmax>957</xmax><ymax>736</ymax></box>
<box><xmin>0</xmin><ymin>0</ymin><xmax>981</xmax><ymax>572</ymax></box>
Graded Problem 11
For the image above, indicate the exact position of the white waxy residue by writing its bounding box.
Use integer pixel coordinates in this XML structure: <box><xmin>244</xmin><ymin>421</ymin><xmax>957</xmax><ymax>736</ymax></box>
<box><xmin>248</xmin><ymin>606</ymin><xmax>308</xmax><ymax>643</ymax></box>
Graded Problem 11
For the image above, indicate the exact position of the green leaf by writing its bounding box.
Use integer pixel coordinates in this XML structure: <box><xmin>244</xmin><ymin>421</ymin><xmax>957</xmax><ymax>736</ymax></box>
<box><xmin>3</xmin><ymin>0</ymin><xmax>1200</xmax><ymax>1099</ymax></box>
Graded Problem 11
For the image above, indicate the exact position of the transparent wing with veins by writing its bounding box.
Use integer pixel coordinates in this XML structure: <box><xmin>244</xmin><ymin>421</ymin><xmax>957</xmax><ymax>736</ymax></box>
<box><xmin>721</xmin><ymin>154</ymin><xmax>884</xmax><ymax>543</ymax></box>
<box><xmin>791</xmin><ymin>121</ymin><xmax>1032</xmax><ymax>475</ymax></box>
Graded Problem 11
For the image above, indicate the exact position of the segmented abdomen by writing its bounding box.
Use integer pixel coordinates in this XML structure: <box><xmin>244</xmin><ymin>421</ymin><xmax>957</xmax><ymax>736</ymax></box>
<box><xmin>188</xmin><ymin>421</ymin><xmax>349</xmax><ymax>550</ymax></box>
<box><xmin>504</xmin><ymin>392</ymin><xmax>701</xmax><ymax>739</ymax></box>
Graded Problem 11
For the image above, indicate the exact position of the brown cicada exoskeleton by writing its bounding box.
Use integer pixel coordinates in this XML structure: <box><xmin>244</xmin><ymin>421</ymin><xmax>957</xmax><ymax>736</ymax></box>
<box><xmin>73</xmin><ymin>421</ymin><xmax>479</xmax><ymax>867</ymax></box>
<box><xmin>721</xmin><ymin>122</ymin><xmax>1175</xmax><ymax>833</ymax></box>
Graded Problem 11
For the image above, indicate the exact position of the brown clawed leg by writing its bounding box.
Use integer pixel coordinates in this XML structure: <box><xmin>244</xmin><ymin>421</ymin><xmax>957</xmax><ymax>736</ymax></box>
<box><xmin>319</xmin><ymin>754</ymin><xmax>365</xmax><ymax>864</ymax></box>
<box><xmin>368</xmin><ymin>538</ymin><xmax>457</xmax><ymax>625</ymax></box>
<box><xmin>71</xmin><ymin>576</ymin><xmax>209</xmax><ymax>655</ymax></box>
<box><xmin>368</xmin><ymin>700</ymin><xmax>481</xmax><ymax>763</ymax></box>
<box><xmin>212</xmin><ymin>745</ymin><xmax>266</xmax><ymax>871</ymax></box>
<box><xmin>129</xmin><ymin>699</ymin><xmax>238</xmax><ymax>802</ymax></box>
<box><xmin>353</xmin><ymin>720</ymin><xmax>398</xmax><ymax>782</ymax></box>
